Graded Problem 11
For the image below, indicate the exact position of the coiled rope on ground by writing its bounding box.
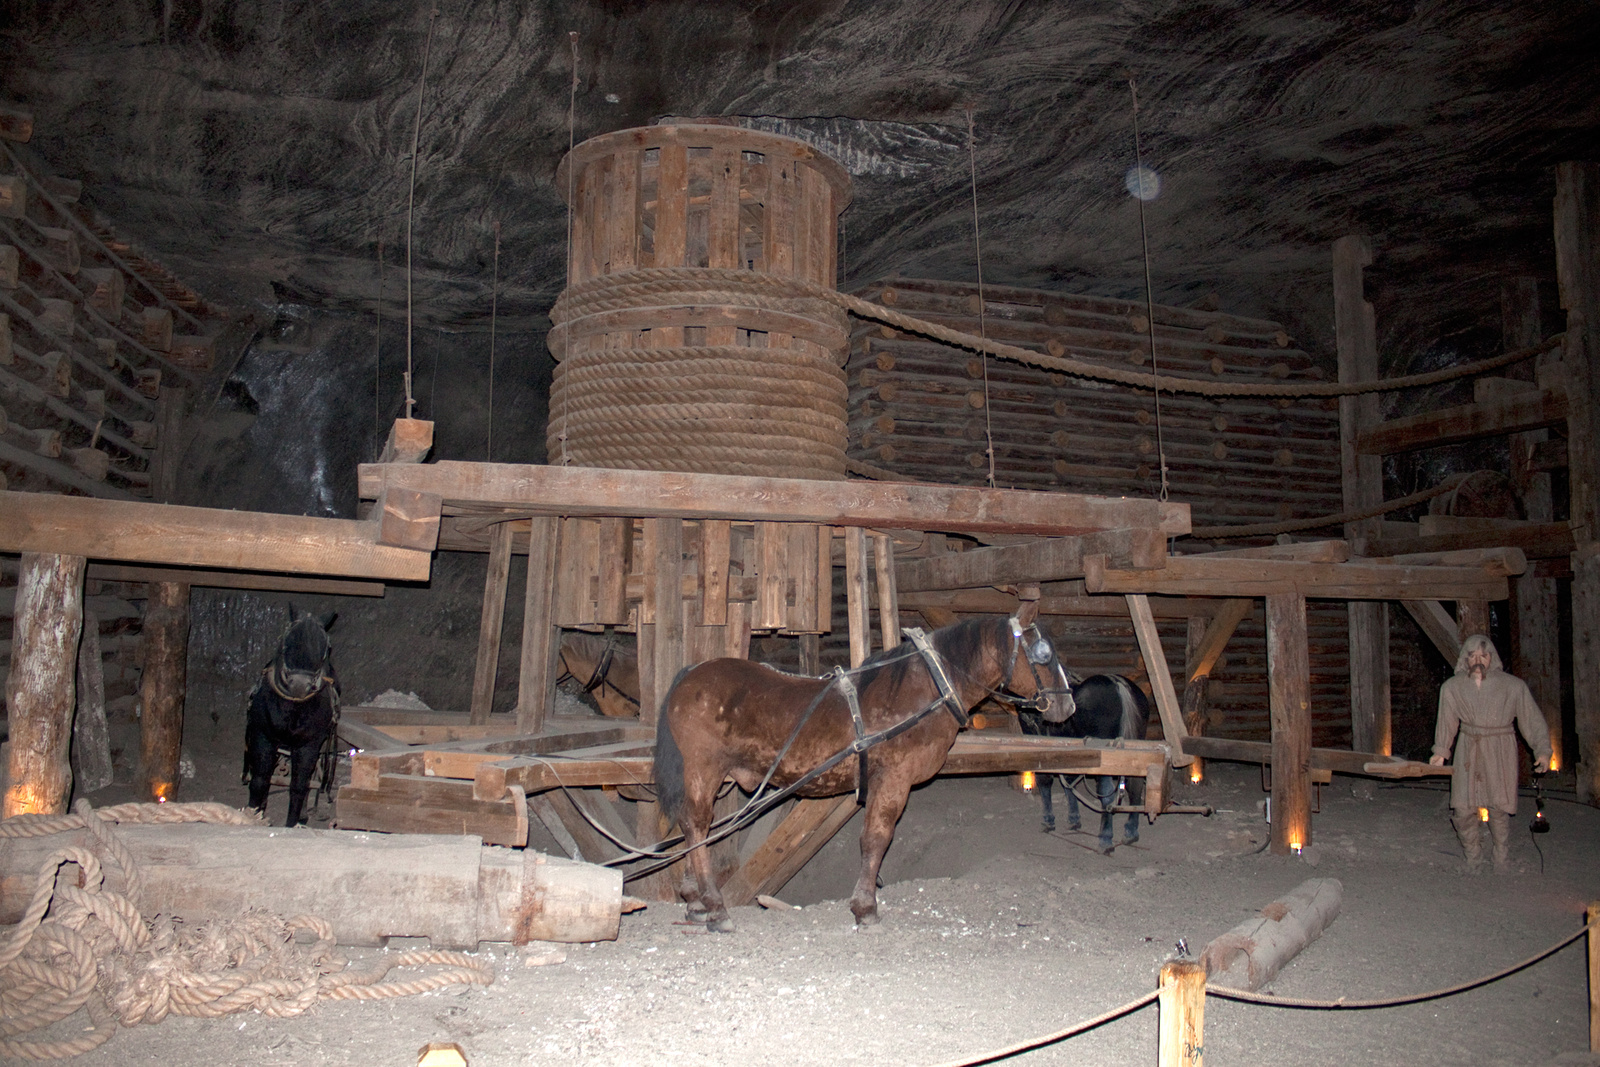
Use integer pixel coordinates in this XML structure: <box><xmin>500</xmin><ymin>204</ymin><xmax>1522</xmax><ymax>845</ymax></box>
<box><xmin>0</xmin><ymin>800</ymin><xmax>494</xmax><ymax>1061</ymax></box>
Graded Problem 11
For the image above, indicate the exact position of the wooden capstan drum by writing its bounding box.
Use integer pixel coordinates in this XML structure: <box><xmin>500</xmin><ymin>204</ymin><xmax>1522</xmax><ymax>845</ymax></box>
<box><xmin>548</xmin><ymin>122</ymin><xmax>853</xmax><ymax>480</ymax></box>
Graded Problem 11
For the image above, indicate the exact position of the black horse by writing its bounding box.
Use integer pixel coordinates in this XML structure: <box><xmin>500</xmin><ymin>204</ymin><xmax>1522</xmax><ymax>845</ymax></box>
<box><xmin>1018</xmin><ymin>673</ymin><xmax>1150</xmax><ymax>854</ymax></box>
<box><xmin>244</xmin><ymin>607</ymin><xmax>340</xmax><ymax>827</ymax></box>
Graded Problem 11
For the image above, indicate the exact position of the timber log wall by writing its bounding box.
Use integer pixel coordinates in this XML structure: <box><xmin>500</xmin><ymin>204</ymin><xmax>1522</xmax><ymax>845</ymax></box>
<box><xmin>842</xmin><ymin>278</ymin><xmax>1361</xmax><ymax>748</ymax></box>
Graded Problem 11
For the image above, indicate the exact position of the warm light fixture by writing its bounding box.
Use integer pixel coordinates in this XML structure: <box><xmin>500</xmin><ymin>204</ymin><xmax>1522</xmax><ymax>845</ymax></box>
<box><xmin>1190</xmin><ymin>767</ymin><xmax>1203</xmax><ymax>784</ymax></box>
<box><xmin>1290</xmin><ymin>841</ymin><xmax>1303</xmax><ymax>855</ymax></box>
<box><xmin>1550</xmin><ymin>755</ymin><xmax>1560</xmax><ymax>772</ymax></box>
<box><xmin>1478</xmin><ymin>807</ymin><xmax>1489</xmax><ymax>823</ymax></box>
<box><xmin>1020</xmin><ymin>771</ymin><xmax>1036</xmax><ymax>791</ymax></box>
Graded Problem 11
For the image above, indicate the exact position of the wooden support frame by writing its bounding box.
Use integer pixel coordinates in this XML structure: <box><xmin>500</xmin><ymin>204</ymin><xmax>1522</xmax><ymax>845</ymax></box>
<box><xmin>894</xmin><ymin>528</ymin><xmax>1165</xmax><ymax>593</ymax></box>
<box><xmin>0</xmin><ymin>490</ymin><xmax>432</xmax><ymax>581</ymax></box>
<box><xmin>1356</xmin><ymin>387</ymin><xmax>1567</xmax><ymax>455</ymax></box>
<box><xmin>359</xmin><ymin>461</ymin><xmax>1190</xmax><ymax>538</ymax></box>
<box><xmin>1126</xmin><ymin>594</ymin><xmax>1193</xmax><ymax>767</ymax></box>
<box><xmin>469</xmin><ymin>522</ymin><xmax>515</xmax><ymax>725</ymax></box>
<box><xmin>516</xmin><ymin>517</ymin><xmax>561</xmax><ymax>734</ymax></box>
<box><xmin>844</xmin><ymin>526</ymin><xmax>871</xmax><ymax>667</ymax></box>
<box><xmin>1266</xmin><ymin>592</ymin><xmax>1312</xmax><ymax>855</ymax></box>
<box><xmin>1401</xmin><ymin>599</ymin><xmax>1460</xmax><ymax>662</ymax></box>
<box><xmin>1087</xmin><ymin>552</ymin><xmax>1508</xmax><ymax>601</ymax></box>
<box><xmin>720</xmin><ymin>796</ymin><xmax>859</xmax><ymax>906</ymax></box>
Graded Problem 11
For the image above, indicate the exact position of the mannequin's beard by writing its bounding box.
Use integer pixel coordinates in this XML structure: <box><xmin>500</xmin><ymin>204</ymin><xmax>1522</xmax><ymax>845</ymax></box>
<box><xmin>1470</xmin><ymin>664</ymin><xmax>1488</xmax><ymax>681</ymax></box>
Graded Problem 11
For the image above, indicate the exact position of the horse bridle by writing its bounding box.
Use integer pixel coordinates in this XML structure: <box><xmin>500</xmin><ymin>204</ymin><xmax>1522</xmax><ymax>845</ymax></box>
<box><xmin>263</xmin><ymin>651</ymin><xmax>335</xmax><ymax>704</ymax></box>
<box><xmin>996</xmin><ymin>616</ymin><xmax>1076</xmax><ymax>721</ymax></box>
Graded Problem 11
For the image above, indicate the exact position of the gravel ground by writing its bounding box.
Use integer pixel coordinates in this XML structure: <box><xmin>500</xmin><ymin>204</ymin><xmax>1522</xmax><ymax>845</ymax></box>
<box><xmin>19</xmin><ymin>762</ymin><xmax>1600</xmax><ymax>1067</ymax></box>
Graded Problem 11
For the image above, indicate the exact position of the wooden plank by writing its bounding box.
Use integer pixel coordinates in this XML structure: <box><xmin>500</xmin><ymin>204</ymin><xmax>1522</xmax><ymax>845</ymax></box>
<box><xmin>1401</xmin><ymin>599</ymin><xmax>1460</xmax><ymax>662</ymax></box>
<box><xmin>872</xmin><ymin>532</ymin><xmax>901</xmax><ymax>649</ymax></box>
<box><xmin>1558</xmin><ymin>162</ymin><xmax>1600</xmax><ymax>804</ymax></box>
<box><xmin>1085</xmin><ymin>553</ymin><xmax>1509</xmax><ymax>601</ymax></box>
<box><xmin>0</xmin><ymin>490</ymin><xmax>431</xmax><ymax>581</ymax></box>
<box><xmin>1192</xmin><ymin>540</ymin><xmax>1349</xmax><ymax>563</ymax></box>
<box><xmin>1266</xmin><ymin>592</ymin><xmax>1312</xmax><ymax>854</ymax></box>
<box><xmin>655</xmin><ymin>143</ymin><xmax>688</xmax><ymax>266</ymax></box>
<box><xmin>816</xmin><ymin>525</ymin><xmax>834</xmax><ymax>632</ymax></box>
<box><xmin>844</xmin><ymin>526</ymin><xmax>870</xmax><ymax>667</ymax></box>
<box><xmin>85</xmin><ymin>563</ymin><xmax>384</xmax><ymax>596</ymax></box>
<box><xmin>1180</xmin><ymin>735</ymin><xmax>1404</xmax><ymax>776</ymax></box>
<box><xmin>788</xmin><ymin>524</ymin><xmax>819</xmax><ymax>634</ymax></box>
<box><xmin>701</xmin><ymin>519</ymin><xmax>730</xmax><ymax>626</ymax></box>
<box><xmin>358</xmin><ymin>462</ymin><xmax>1191</xmax><ymax>538</ymax></box>
<box><xmin>1365</xmin><ymin>546</ymin><xmax>1526</xmax><ymax>575</ymax></box>
<box><xmin>1126</xmin><ymin>594</ymin><xmax>1192</xmax><ymax>765</ymax></box>
<box><xmin>897</xmin><ymin>587</ymin><xmax>1227</xmax><ymax>619</ymax></box>
<box><xmin>377</xmin><ymin>418</ymin><xmax>434</xmax><ymax>463</ymax></box>
<box><xmin>895</xmin><ymin>528</ymin><xmax>1165</xmax><ymax>593</ymax></box>
<box><xmin>528</xmin><ymin>791</ymin><xmax>584</xmax><ymax>861</ymax></box>
<box><xmin>707</xmin><ymin>146</ymin><xmax>740</xmax><ymax>270</ymax></box>
<box><xmin>597</xmin><ymin>516</ymin><xmax>631</xmax><ymax>624</ymax></box>
<box><xmin>1335</xmin><ymin>235</ymin><xmax>1391</xmax><ymax>761</ymax></box>
<box><xmin>652</xmin><ymin>517</ymin><xmax>685</xmax><ymax>721</ymax></box>
<box><xmin>1363</xmin><ymin>520</ymin><xmax>1578</xmax><ymax>561</ymax></box>
<box><xmin>1357</xmin><ymin>387</ymin><xmax>1568</xmax><ymax>455</ymax></box>
<box><xmin>721</xmin><ymin>796</ymin><xmax>856</xmax><ymax>906</ymax></box>
<box><xmin>608</xmin><ymin>150</ymin><xmax>637</xmax><ymax>272</ymax></box>
<box><xmin>469</xmin><ymin>521</ymin><xmax>514</xmax><ymax>725</ymax></box>
<box><xmin>334</xmin><ymin>775</ymin><xmax>526</xmax><ymax>847</ymax></box>
<box><xmin>755</xmin><ymin>521</ymin><xmax>787</xmax><ymax>630</ymax></box>
<box><xmin>1185</xmin><ymin>598</ymin><xmax>1253</xmax><ymax>682</ymax></box>
<box><xmin>516</xmin><ymin>516</ymin><xmax>561</xmax><ymax>734</ymax></box>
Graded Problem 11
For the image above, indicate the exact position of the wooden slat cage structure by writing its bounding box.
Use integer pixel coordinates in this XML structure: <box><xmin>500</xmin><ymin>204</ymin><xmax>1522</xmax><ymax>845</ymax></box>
<box><xmin>547</xmin><ymin>122</ymin><xmax>854</xmax><ymax>480</ymax></box>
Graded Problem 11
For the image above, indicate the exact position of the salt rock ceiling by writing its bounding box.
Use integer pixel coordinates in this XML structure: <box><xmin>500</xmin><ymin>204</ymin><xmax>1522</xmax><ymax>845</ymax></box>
<box><xmin>3</xmin><ymin>0</ymin><xmax>1598</xmax><ymax>361</ymax></box>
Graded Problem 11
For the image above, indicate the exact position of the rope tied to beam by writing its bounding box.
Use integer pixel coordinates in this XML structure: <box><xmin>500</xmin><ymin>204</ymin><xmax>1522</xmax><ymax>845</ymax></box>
<box><xmin>0</xmin><ymin>800</ymin><xmax>494</xmax><ymax>1060</ymax></box>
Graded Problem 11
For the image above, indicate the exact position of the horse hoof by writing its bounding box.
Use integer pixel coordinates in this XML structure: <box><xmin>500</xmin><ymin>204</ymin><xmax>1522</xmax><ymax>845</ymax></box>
<box><xmin>707</xmin><ymin>917</ymin><xmax>736</xmax><ymax>934</ymax></box>
<box><xmin>1041</xmin><ymin>820</ymin><xmax>1055</xmax><ymax>833</ymax></box>
<box><xmin>1098</xmin><ymin>842</ymin><xmax>1115</xmax><ymax>856</ymax></box>
<box><xmin>1067</xmin><ymin>820</ymin><xmax>1082</xmax><ymax>833</ymax></box>
<box><xmin>686</xmin><ymin>906</ymin><xmax>710</xmax><ymax>923</ymax></box>
<box><xmin>1123</xmin><ymin>833</ymin><xmax>1140</xmax><ymax>845</ymax></box>
<box><xmin>854</xmin><ymin>911</ymin><xmax>881</xmax><ymax>927</ymax></box>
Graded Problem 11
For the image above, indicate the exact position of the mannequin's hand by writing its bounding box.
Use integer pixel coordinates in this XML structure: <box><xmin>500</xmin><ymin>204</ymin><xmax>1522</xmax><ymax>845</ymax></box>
<box><xmin>1428</xmin><ymin>754</ymin><xmax>1446</xmax><ymax>767</ymax></box>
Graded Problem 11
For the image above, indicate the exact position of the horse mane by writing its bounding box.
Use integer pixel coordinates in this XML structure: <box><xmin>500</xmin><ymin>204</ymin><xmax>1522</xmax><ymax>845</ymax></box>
<box><xmin>855</xmin><ymin>617</ymin><xmax>1005</xmax><ymax>699</ymax></box>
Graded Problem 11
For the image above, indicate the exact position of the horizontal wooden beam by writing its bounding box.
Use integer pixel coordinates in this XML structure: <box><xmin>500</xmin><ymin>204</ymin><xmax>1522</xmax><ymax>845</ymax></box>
<box><xmin>376</xmin><ymin>487</ymin><xmax>442</xmax><ymax>552</ymax></box>
<box><xmin>359</xmin><ymin>461</ymin><xmax>1190</xmax><ymax>538</ymax></box>
<box><xmin>1362</xmin><ymin>520</ymin><xmax>1578</xmax><ymax>561</ymax></box>
<box><xmin>896</xmin><ymin>587</ymin><xmax>1227</xmax><ymax>618</ymax></box>
<box><xmin>1084</xmin><ymin>552</ymin><xmax>1509</xmax><ymax>601</ymax></box>
<box><xmin>1180</xmin><ymin>736</ymin><xmax>1449</xmax><ymax>776</ymax></box>
<box><xmin>895</xmin><ymin>527</ymin><xmax>1164</xmax><ymax>593</ymax></box>
<box><xmin>1356</xmin><ymin>386</ymin><xmax>1567</xmax><ymax>455</ymax></box>
<box><xmin>1185</xmin><ymin>540</ymin><xmax>1349</xmax><ymax>563</ymax></box>
<box><xmin>1366</xmin><ymin>546</ymin><xmax>1526</xmax><ymax>576</ymax></box>
<box><xmin>86</xmin><ymin>563</ymin><xmax>386</xmax><ymax>597</ymax></box>
<box><xmin>0</xmin><ymin>490</ymin><xmax>432</xmax><ymax>581</ymax></box>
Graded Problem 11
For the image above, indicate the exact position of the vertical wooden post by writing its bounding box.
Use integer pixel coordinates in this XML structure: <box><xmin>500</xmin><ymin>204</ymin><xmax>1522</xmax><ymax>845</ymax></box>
<box><xmin>1588</xmin><ymin>900</ymin><xmax>1600</xmax><ymax>1051</ymax></box>
<box><xmin>653</xmin><ymin>517</ymin><xmax>685</xmax><ymax>716</ymax></box>
<box><xmin>1158</xmin><ymin>958</ymin><xmax>1206</xmax><ymax>1067</ymax></box>
<box><xmin>1183</xmin><ymin>615</ymin><xmax>1209</xmax><ymax>784</ymax></box>
<box><xmin>2</xmin><ymin>552</ymin><xmax>86</xmax><ymax>816</ymax></box>
<box><xmin>72</xmin><ymin>608</ymin><xmax>113</xmax><ymax>793</ymax></box>
<box><xmin>843</xmin><ymin>526</ymin><xmax>870</xmax><ymax>668</ymax></box>
<box><xmin>152</xmin><ymin>385</ymin><xmax>186</xmax><ymax>503</ymax></box>
<box><xmin>1455</xmin><ymin>601</ymin><xmax>1491</xmax><ymax>642</ymax></box>
<box><xmin>516</xmin><ymin>516</ymin><xmax>561</xmax><ymax>734</ymax></box>
<box><xmin>1556</xmin><ymin>163</ymin><xmax>1600</xmax><ymax>802</ymax></box>
<box><xmin>1266</xmin><ymin>592</ymin><xmax>1312</xmax><ymax>855</ymax></box>
<box><xmin>1334</xmin><ymin>235</ymin><xmax>1391</xmax><ymax>756</ymax></box>
<box><xmin>139</xmin><ymin>580</ymin><xmax>189</xmax><ymax>802</ymax></box>
<box><xmin>469</xmin><ymin>521</ymin><xmax>515</xmax><ymax>724</ymax></box>
<box><xmin>872</xmin><ymin>532</ymin><xmax>901</xmax><ymax>649</ymax></box>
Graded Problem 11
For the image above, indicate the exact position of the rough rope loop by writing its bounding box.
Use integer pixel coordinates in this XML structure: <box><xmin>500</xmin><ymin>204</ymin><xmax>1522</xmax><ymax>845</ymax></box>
<box><xmin>547</xmin><ymin>267</ymin><xmax>851</xmax><ymax>480</ymax></box>
<box><xmin>0</xmin><ymin>801</ymin><xmax>495</xmax><ymax>1060</ymax></box>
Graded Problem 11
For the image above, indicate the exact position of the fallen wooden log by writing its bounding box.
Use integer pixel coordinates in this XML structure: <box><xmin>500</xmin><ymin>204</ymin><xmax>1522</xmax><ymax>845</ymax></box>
<box><xmin>0</xmin><ymin>822</ymin><xmax>622</xmax><ymax>948</ymax></box>
<box><xmin>1200</xmin><ymin>877</ymin><xmax>1342</xmax><ymax>991</ymax></box>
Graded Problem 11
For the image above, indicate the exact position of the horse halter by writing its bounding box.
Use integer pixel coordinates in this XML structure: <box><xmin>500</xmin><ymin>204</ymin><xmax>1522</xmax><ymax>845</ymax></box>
<box><xmin>1003</xmin><ymin>616</ymin><xmax>1076</xmax><ymax>722</ymax></box>
<box><xmin>264</xmin><ymin>644</ymin><xmax>334</xmax><ymax>703</ymax></box>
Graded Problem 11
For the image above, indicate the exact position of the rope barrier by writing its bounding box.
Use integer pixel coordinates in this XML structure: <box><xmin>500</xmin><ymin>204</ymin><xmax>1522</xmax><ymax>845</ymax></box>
<box><xmin>0</xmin><ymin>799</ymin><xmax>494</xmax><ymax>1060</ymax></box>
<box><xmin>555</xmin><ymin>267</ymin><xmax>1563</xmax><ymax>400</ymax></box>
<box><xmin>915</xmin><ymin>918</ymin><xmax>1595</xmax><ymax>1066</ymax></box>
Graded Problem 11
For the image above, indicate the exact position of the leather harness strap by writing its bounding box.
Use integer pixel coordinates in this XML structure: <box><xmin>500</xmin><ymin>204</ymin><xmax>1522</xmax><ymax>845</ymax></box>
<box><xmin>833</xmin><ymin>669</ymin><xmax>870</xmax><ymax>806</ymax></box>
<box><xmin>904</xmin><ymin>627</ymin><xmax>969</xmax><ymax>728</ymax></box>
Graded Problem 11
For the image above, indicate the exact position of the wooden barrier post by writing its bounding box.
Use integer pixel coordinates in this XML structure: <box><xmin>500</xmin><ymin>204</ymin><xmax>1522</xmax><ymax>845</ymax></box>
<box><xmin>2</xmin><ymin>552</ymin><xmax>86</xmax><ymax>816</ymax></box>
<box><xmin>139</xmin><ymin>579</ymin><xmax>189</xmax><ymax>801</ymax></box>
<box><xmin>1588</xmin><ymin>900</ymin><xmax>1600</xmax><ymax>1051</ymax></box>
<box><xmin>844</xmin><ymin>526</ymin><xmax>871</xmax><ymax>667</ymax></box>
<box><xmin>516</xmin><ymin>516</ymin><xmax>561</xmax><ymax>734</ymax></box>
<box><xmin>1158</xmin><ymin>958</ymin><xmax>1206</xmax><ymax>1067</ymax></box>
<box><xmin>1267</xmin><ymin>591</ymin><xmax>1312</xmax><ymax>854</ymax></box>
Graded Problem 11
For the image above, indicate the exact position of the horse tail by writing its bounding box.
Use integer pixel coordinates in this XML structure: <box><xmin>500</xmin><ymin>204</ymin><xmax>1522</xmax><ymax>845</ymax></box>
<box><xmin>652</xmin><ymin>665</ymin><xmax>697</xmax><ymax>826</ymax></box>
<box><xmin>1116</xmin><ymin>676</ymin><xmax>1150</xmax><ymax>741</ymax></box>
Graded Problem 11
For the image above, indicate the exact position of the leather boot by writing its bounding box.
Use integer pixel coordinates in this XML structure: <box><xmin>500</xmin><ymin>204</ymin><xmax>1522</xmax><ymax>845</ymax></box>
<box><xmin>1488</xmin><ymin>811</ymin><xmax>1511</xmax><ymax>872</ymax></box>
<box><xmin>1451</xmin><ymin>810</ymin><xmax>1484</xmax><ymax>872</ymax></box>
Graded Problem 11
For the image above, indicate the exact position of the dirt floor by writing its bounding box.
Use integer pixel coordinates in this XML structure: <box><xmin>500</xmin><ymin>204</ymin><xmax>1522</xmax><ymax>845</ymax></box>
<box><xmin>22</xmin><ymin>738</ymin><xmax>1600</xmax><ymax>1067</ymax></box>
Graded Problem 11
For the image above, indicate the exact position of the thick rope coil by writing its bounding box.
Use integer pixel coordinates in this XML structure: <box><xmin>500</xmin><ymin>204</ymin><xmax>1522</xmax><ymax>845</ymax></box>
<box><xmin>0</xmin><ymin>802</ymin><xmax>496</xmax><ymax>1060</ymax></box>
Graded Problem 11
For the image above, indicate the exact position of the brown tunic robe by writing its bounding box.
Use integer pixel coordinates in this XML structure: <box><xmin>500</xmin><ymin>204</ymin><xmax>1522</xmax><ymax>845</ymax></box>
<box><xmin>1432</xmin><ymin>669</ymin><xmax>1551</xmax><ymax>815</ymax></box>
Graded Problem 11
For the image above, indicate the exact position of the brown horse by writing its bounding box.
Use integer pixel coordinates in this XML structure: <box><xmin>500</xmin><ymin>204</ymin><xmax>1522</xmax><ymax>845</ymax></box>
<box><xmin>653</xmin><ymin>615</ymin><xmax>1074</xmax><ymax>931</ymax></box>
<box><xmin>557</xmin><ymin>633</ymin><xmax>640</xmax><ymax>718</ymax></box>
